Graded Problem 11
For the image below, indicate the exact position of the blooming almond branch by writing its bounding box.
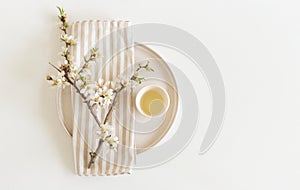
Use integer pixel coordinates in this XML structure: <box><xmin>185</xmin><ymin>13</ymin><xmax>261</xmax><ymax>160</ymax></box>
<box><xmin>46</xmin><ymin>7</ymin><xmax>154</xmax><ymax>170</ymax></box>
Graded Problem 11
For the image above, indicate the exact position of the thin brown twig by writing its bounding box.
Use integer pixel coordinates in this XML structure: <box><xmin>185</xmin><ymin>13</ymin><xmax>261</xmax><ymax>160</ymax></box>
<box><xmin>49</xmin><ymin>62</ymin><xmax>61</xmax><ymax>72</ymax></box>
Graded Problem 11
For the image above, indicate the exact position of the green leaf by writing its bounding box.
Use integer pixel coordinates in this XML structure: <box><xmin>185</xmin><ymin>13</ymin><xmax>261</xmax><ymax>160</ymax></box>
<box><xmin>136</xmin><ymin>77</ymin><xmax>145</xmax><ymax>84</ymax></box>
<box><xmin>146</xmin><ymin>66</ymin><xmax>154</xmax><ymax>72</ymax></box>
<box><xmin>80</xmin><ymin>76</ymin><xmax>85</xmax><ymax>82</ymax></box>
<box><xmin>56</xmin><ymin>6</ymin><xmax>62</xmax><ymax>14</ymax></box>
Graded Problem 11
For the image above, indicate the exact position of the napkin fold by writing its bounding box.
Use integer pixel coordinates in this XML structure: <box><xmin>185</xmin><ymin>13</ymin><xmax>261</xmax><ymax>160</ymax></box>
<box><xmin>71</xmin><ymin>20</ymin><xmax>135</xmax><ymax>176</ymax></box>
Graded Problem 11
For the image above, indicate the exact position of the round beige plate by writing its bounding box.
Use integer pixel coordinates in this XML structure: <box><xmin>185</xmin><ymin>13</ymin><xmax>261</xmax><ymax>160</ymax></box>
<box><xmin>57</xmin><ymin>43</ymin><xmax>178</xmax><ymax>154</ymax></box>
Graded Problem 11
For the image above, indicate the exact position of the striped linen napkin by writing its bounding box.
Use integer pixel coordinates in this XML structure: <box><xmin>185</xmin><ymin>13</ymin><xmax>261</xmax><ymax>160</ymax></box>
<box><xmin>71</xmin><ymin>20</ymin><xmax>135</xmax><ymax>176</ymax></box>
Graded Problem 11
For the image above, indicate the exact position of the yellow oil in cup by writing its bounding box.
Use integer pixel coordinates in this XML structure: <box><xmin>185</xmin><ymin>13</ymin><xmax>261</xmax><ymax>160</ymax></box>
<box><xmin>136</xmin><ymin>85</ymin><xmax>170</xmax><ymax>118</ymax></box>
<box><xmin>140</xmin><ymin>90</ymin><xmax>165</xmax><ymax>116</ymax></box>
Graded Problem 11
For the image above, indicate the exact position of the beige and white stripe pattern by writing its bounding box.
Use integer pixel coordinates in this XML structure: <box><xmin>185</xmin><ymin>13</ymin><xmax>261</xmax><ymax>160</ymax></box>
<box><xmin>71</xmin><ymin>20</ymin><xmax>135</xmax><ymax>176</ymax></box>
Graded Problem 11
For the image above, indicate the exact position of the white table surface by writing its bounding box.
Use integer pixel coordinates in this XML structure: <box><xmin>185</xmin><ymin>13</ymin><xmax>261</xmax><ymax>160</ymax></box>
<box><xmin>0</xmin><ymin>0</ymin><xmax>299</xmax><ymax>189</ymax></box>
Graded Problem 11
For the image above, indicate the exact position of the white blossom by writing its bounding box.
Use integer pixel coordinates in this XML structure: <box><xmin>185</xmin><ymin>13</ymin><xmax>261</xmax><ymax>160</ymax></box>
<box><xmin>106</xmin><ymin>136</ymin><xmax>119</xmax><ymax>151</ymax></box>
<box><xmin>114</xmin><ymin>76</ymin><xmax>131</xmax><ymax>88</ymax></box>
<box><xmin>60</xmin><ymin>34</ymin><xmax>76</xmax><ymax>45</ymax></box>
<box><xmin>50</xmin><ymin>71</ymin><xmax>68</xmax><ymax>88</ymax></box>
<box><xmin>93</xmin><ymin>78</ymin><xmax>115</xmax><ymax>108</ymax></box>
<box><xmin>96</xmin><ymin>124</ymin><xmax>119</xmax><ymax>151</ymax></box>
<box><xmin>77</xmin><ymin>82</ymin><xmax>93</xmax><ymax>98</ymax></box>
<box><xmin>89</xmin><ymin>91</ymin><xmax>102</xmax><ymax>106</ymax></box>
<box><xmin>96</xmin><ymin>78</ymin><xmax>109</xmax><ymax>90</ymax></box>
<box><xmin>96</xmin><ymin>130</ymin><xmax>110</xmax><ymax>140</ymax></box>
<box><xmin>69</xmin><ymin>65</ymin><xmax>78</xmax><ymax>80</ymax></box>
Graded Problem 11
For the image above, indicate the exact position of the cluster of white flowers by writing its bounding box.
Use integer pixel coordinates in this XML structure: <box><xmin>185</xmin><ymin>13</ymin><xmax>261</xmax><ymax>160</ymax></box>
<box><xmin>96</xmin><ymin>124</ymin><xmax>119</xmax><ymax>151</ymax></box>
<box><xmin>60</xmin><ymin>34</ymin><xmax>76</xmax><ymax>45</ymax></box>
<box><xmin>60</xmin><ymin>47</ymin><xmax>73</xmax><ymax>62</ymax></box>
<box><xmin>75</xmin><ymin>69</ymin><xmax>115</xmax><ymax>110</ymax></box>
<box><xmin>69</xmin><ymin>64</ymin><xmax>78</xmax><ymax>80</ymax></box>
<box><xmin>47</xmin><ymin>71</ymin><xmax>68</xmax><ymax>88</ymax></box>
<box><xmin>90</xmin><ymin>78</ymin><xmax>114</xmax><ymax>108</ymax></box>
